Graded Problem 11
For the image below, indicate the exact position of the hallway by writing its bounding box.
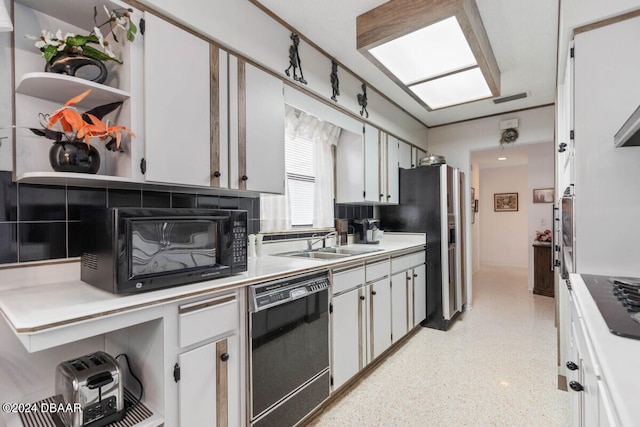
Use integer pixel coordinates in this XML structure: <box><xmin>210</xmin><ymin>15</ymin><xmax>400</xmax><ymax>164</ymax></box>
<box><xmin>310</xmin><ymin>267</ymin><xmax>570</xmax><ymax>426</ymax></box>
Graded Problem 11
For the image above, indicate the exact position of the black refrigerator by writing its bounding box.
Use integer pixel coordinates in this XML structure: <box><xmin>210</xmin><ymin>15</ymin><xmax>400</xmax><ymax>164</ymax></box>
<box><xmin>379</xmin><ymin>164</ymin><xmax>462</xmax><ymax>331</ymax></box>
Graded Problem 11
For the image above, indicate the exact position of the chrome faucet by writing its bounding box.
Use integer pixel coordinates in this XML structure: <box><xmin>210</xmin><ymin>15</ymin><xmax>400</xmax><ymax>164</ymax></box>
<box><xmin>307</xmin><ymin>231</ymin><xmax>338</xmax><ymax>250</ymax></box>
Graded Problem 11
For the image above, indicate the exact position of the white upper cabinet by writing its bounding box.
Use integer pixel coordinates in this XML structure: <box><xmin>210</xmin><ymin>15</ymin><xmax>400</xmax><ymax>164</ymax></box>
<box><xmin>363</xmin><ymin>123</ymin><xmax>379</xmax><ymax>203</ymax></box>
<box><xmin>384</xmin><ymin>133</ymin><xmax>399</xmax><ymax>204</ymax></box>
<box><xmin>228</xmin><ymin>57</ymin><xmax>284</xmax><ymax>194</ymax></box>
<box><xmin>412</xmin><ymin>146</ymin><xmax>427</xmax><ymax>168</ymax></box>
<box><xmin>336</xmin><ymin>124</ymin><xmax>399</xmax><ymax>204</ymax></box>
<box><xmin>243</xmin><ymin>62</ymin><xmax>285</xmax><ymax>194</ymax></box>
<box><xmin>398</xmin><ymin>140</ymin><xmax>413</xmax><ymax>169</ymax></box>
<box><xmin>142</xmin><ymin>12</ymin><xmax>211</xmax><ymax>187</ymax></box>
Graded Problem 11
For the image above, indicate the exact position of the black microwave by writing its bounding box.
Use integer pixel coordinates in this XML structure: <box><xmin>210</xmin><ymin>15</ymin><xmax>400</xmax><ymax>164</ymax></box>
<box><xmin>80</xmin><ymin>208</ymin><xmax>247</xmax><ymax>293</ymax></box>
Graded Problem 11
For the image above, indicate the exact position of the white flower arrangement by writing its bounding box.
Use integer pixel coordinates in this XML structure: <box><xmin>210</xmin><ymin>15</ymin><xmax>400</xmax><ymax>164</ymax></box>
<box><xmin>26</xmin><ymin>5</ymin><xmax>137</xmax><ymax>64</ymax></box>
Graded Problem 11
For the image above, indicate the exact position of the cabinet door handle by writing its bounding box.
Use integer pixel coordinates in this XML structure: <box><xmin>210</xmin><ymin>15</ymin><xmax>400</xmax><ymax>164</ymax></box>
<box><xmin>371</xmin><ymin>290</ymin><xmax>377</xmax><ymax>296</ymax></box>
<box><xmin>566</xmin><ymin>361</ymin><xmax>578</xmax><ymax>371</ymax></box>
<box><xmin>413</xmin><ymin>274</ymin><xmax>418</xmax><ymax>278</ymax></box>
<box><xmin>241</xmin><ymin>175</ymin><xmax>248</xmax><ymax>181</ymax></box>
<box><xmin>569</xmin><ymin>381</ymin><xmax>584</xmax><ymax>392</ymax></box>
<box><xmin>359</xmin><ymin>295</ymin><xmax>365</xmax><ymax>301</ymax></box>
<box><xmin>220</xmin><ymin>352</ymin><xmax>230</xmax><ymax>362</ymax></box>
<box><xmin>213</xmin><ymin>171</ymin><xmax>221</xmax><ymax>178</ymax></box>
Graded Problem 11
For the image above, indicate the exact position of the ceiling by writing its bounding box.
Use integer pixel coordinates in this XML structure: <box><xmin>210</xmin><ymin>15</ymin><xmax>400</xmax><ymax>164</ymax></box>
<box><xmin>255</xmin><ymin>0</ymin><xmax>560</xmax><ymax>128</ymax></box>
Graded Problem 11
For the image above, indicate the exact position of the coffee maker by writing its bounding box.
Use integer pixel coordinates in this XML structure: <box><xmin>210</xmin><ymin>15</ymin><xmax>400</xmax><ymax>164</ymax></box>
<box><xmin>354</xmin><ymin>218</ymin><xmax>381</xmax><ymax>244</ymax></box>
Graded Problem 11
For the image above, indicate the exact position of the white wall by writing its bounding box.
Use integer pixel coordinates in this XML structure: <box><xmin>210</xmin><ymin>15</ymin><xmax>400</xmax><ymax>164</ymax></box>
<box><xmin>138</xmin><ymin>0</ymin><xmax>428</xmax><ymax>147</ymax></box>
<box><xmin>479</xmin><ymin>165</ymin><xmax>529</xmax><ymax>268</ymax></box>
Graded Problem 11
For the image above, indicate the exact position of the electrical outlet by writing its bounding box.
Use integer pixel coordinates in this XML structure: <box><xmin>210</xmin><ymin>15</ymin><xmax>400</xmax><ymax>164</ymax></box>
<box><xmin>539</xmin><ymin>218</ymin><xmax>546</xmax><ymax>227</ymax></box>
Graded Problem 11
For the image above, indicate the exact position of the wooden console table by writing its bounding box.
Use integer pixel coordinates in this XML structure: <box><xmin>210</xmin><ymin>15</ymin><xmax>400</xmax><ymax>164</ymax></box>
<box><xmin>533</xmin><ymin>242</ymin><xmax>554</xmax><ymax>297</ymax></box>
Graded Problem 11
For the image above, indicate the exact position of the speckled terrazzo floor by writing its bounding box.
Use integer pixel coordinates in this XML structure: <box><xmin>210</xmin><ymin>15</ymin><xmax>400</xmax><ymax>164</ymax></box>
<box><xmin>308</xmin><ymin>266</ymin><xmax>570</xmax><ymax>427</ymax></box>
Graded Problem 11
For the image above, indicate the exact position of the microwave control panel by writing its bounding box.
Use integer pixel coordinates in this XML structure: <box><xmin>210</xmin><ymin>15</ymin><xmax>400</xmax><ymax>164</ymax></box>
<box><xmin>232</xmin><ymin>221</ymin><xmax>247</xmax><ymax>264</ymax></box>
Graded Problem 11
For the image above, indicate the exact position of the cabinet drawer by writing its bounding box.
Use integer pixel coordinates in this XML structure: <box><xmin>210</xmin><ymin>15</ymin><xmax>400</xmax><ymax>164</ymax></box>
<box><xmin>366</xmin><ymin>260</ymin><xmax>389</xmax><ymax>282</ymax></box>
<box><xmin>179</xmin><ymin>294</ymin><xmax>238</xmax><ymax>348</ymax></box>
<box><xmin>332</xmin><ymin>266</ymin><xmax>365</xmax><ymax>295</ymax></box>
<box><xmin>391</xmin><ymin>251</ymin><xmax>425</xmax><ymax>274</ymax></box>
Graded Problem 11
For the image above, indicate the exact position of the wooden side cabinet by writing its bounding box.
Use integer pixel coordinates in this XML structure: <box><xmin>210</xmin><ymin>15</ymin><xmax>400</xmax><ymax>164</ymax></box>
<box><xmin>533</xmin><ymin>243</ymin><xmax>554</xmax><ymax>297</ymax></box>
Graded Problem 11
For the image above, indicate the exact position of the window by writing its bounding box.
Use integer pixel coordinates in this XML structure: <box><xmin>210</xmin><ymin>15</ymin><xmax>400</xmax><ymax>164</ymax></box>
<box><xmin>260</xmin><ymin>105</ymin><xmax>340</xmax><ymax>232</ymax></box>
<box><xmin>286</xmin><ymin>132</ymin><xmax>315</xmax><ymax>227</ymax></box>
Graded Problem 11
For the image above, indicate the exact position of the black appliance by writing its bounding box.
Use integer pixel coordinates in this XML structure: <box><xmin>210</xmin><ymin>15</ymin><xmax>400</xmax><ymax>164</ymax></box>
<box><xmin>80</xmin><ymin>208</ymin><xmax>247</xmax><ymax>293</ymax></box>
<box><xmin>248</xmin><ymin>271</ymin><xmax>330</xmax><ymax>427</ymax></box>
<box><xmin>379</xmin><ymin>164</ymin><xmax>462</xmax><ymax>330</ymax></box>
<box><xmin>580</xmin><ymin>275</ymin><xmax>640</xmax><ymax>340</ymax></box>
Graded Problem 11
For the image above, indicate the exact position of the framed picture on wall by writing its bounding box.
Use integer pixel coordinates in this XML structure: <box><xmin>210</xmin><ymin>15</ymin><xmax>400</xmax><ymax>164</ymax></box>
<box><xmin>494</xmin><ymin>193</ymin><xmax>518</xmax><ymax>212</ymax></box>
<box><xmin>533</xmin><ymin>188</ymin><xmax>554</xmax><ymax>203</ymax></box>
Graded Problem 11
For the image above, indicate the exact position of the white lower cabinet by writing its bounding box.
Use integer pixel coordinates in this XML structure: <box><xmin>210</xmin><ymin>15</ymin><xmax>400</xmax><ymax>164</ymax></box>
<box><xmin>412</xmin><ymin>264</ymin><xmax>427</xmax><ymax>327</ymax></box>
<box><xmin>566</xmin><ymin>281</ymin><xmax>621</xmax><ymax>427</ymax></box>
<box><xmin>331</xmin><ymin>285</ymin><xmax>367</xmax><ymax>390</ymax></box>
<box><xmin>175</xmin><ymin>293</ymin><xmax>241</xmax><ymax>426</ymax></box>
<box><xmin>331</xmin><ymin>255</ymin><xmax>425</xmax><ymax>392</ymax></box>
<box><xmin>391</xmin><ymin>271</ymin><xmax>408</xmax><ymax>342</ymax></box>
<box><xmin>391</xmin><ymin>250</ymin><xmax>427</xmax><ymax>332</ymax></box>
<box><xmin>178</xmin><ymin>334</ymin><xmax>239</xmax><ymax>426</ymax></box>
<box><xmin>368</xmin><ymin>277</ymin><xmax>392</xmax><ymax>359</ymax></box>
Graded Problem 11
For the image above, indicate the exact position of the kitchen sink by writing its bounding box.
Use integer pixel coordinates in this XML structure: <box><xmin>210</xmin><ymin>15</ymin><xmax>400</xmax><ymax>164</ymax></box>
<box><xmin>274</xmin><ymin>246</ymin><xmax>383</xmax><ymax>260</ymax></box>
<box><xmin>316</xmin><ymin>247</ymin><xmax>383</xmax><ymax>255</ymax></box>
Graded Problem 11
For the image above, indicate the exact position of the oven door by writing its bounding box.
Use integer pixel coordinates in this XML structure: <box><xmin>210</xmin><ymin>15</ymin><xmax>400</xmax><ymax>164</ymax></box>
<box><xmin>250</xmin><ymin>289</ymin><xmax>329</xmax><ymax>424</ymax></box>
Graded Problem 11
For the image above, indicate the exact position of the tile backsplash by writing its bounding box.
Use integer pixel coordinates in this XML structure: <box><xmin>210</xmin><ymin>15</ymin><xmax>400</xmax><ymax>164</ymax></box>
<box><xmin>0</xmin><ymin>170</ymin><xmax>378</xmax><ymax>265</ymax></box>
<box><xmin>0</xmin><ymin>171</ymin><xmax>260</xmax><ymax>264</ymax></box>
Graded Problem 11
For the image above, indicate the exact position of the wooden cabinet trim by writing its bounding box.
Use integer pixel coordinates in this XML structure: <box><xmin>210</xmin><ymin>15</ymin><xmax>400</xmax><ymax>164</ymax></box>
<box><xmin>238</xmin><ymin>60</ymin><xmax>247</xmax><ymax>190</ymax></box>
<box><xmin>216</xmin><ymin>339</ymin><xmax>229</xmax><ymax>426</ymax></box>
<box><xmin>210</xmin><ymin>45</ymin><xmax>221</xmax><ymax>187</ymax></box>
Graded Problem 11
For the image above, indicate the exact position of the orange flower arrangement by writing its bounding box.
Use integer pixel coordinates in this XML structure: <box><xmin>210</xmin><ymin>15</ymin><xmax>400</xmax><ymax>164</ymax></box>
<box><xmin>31</xmin><ymin>89</ymin><xmax>134</xmax><ymax>151</ymax></box>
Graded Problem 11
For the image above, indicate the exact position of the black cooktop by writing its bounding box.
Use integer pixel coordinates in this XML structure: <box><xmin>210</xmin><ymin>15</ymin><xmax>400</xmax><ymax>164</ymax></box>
<box><xmin>581</xmin><ymin>274</ymin><xmax>640</xmax><ymax>340</ymax></box>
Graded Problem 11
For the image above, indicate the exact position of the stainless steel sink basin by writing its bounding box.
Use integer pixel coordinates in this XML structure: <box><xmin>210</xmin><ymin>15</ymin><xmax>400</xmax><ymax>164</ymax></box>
<box><xmin>317</xmin><ymin>247</ymin><xmax>384</xmax><ymax>256</ymax></box>
<box><xmin>274</xmin><ymin>246</ymin><xmax>383</xmax><ymax>260</ymax></box>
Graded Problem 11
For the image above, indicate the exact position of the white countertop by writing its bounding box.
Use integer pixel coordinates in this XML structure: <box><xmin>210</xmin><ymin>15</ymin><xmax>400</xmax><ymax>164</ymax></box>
<box><xmin>570</xmin><ymin>274</ymin><xmax>640</xmax><ymax>426</ymax></box>
<box><xmin>0</xmin><ymin>234</ymin><xmax>425</xmax><ymax>336</ymax></box>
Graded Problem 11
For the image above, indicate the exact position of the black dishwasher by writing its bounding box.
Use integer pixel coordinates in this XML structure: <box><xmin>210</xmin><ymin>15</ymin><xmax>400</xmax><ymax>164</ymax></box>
<box><xmin>248</xmin><ymin>271</ymin><xmax>330</xmax><ymax>426</ymax></box>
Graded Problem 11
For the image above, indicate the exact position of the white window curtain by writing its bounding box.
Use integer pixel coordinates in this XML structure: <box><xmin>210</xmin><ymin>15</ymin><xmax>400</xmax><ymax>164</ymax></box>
<box><xmin>260</xmin><ymin>105</ymin><xmax>341</xmax><ymax>232</ymax></box>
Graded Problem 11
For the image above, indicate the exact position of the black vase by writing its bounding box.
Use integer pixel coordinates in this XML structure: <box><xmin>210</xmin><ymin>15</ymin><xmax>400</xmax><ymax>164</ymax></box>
<box><xmin>49</xmin><ymin>141</ymin><xmax>101</xmax><ymax>174</ymax></box>
<box><xmin>45</xmin><ymin>52</ymin><xmax>108</xmax><ymax>84</ymax></box>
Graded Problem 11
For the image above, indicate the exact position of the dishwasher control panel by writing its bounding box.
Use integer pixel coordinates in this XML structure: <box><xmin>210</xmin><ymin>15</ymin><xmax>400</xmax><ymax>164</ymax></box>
<box><xmin>250</xmin><ymin>271</ymin><xmax>330</xmax><ymax>312</ymax></box>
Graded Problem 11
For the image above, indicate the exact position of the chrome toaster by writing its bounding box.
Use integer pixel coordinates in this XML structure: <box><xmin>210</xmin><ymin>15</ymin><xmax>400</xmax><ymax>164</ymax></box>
<box><xmin>54</xmin><ymin>351</ymin><xmax>126</xmax><ymax>427</ymax></box>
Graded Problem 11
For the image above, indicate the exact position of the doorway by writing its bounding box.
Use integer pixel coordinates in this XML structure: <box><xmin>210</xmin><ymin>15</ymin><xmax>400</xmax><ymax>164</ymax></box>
<box><xmin>470</xmin><ymin>141</ymin><xmax>554</xmax><ymax>290</ymax></box>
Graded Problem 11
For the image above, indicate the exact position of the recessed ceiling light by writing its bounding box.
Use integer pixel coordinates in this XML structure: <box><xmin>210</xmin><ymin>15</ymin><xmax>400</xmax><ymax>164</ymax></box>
<box><xmin>357</xmin><ymin>0</ymin><xmax>500</xmax><ymax>111</ymax></box>
<box><xmin>498</xmin><ymin>157</ymin><xmax>507</xmax><ymax>161</ymax></box>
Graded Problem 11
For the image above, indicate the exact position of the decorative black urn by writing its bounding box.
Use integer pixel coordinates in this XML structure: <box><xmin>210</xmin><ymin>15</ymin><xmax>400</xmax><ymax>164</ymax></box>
<box><xmin>45</xmin><ymin>52</ymin><xmax>108</xmax><ymax>84</ymax></box>
<box><xmin>49</xmin><ymin>141</ymin><xmax>101</xmax><ymax>174</ymax></box>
